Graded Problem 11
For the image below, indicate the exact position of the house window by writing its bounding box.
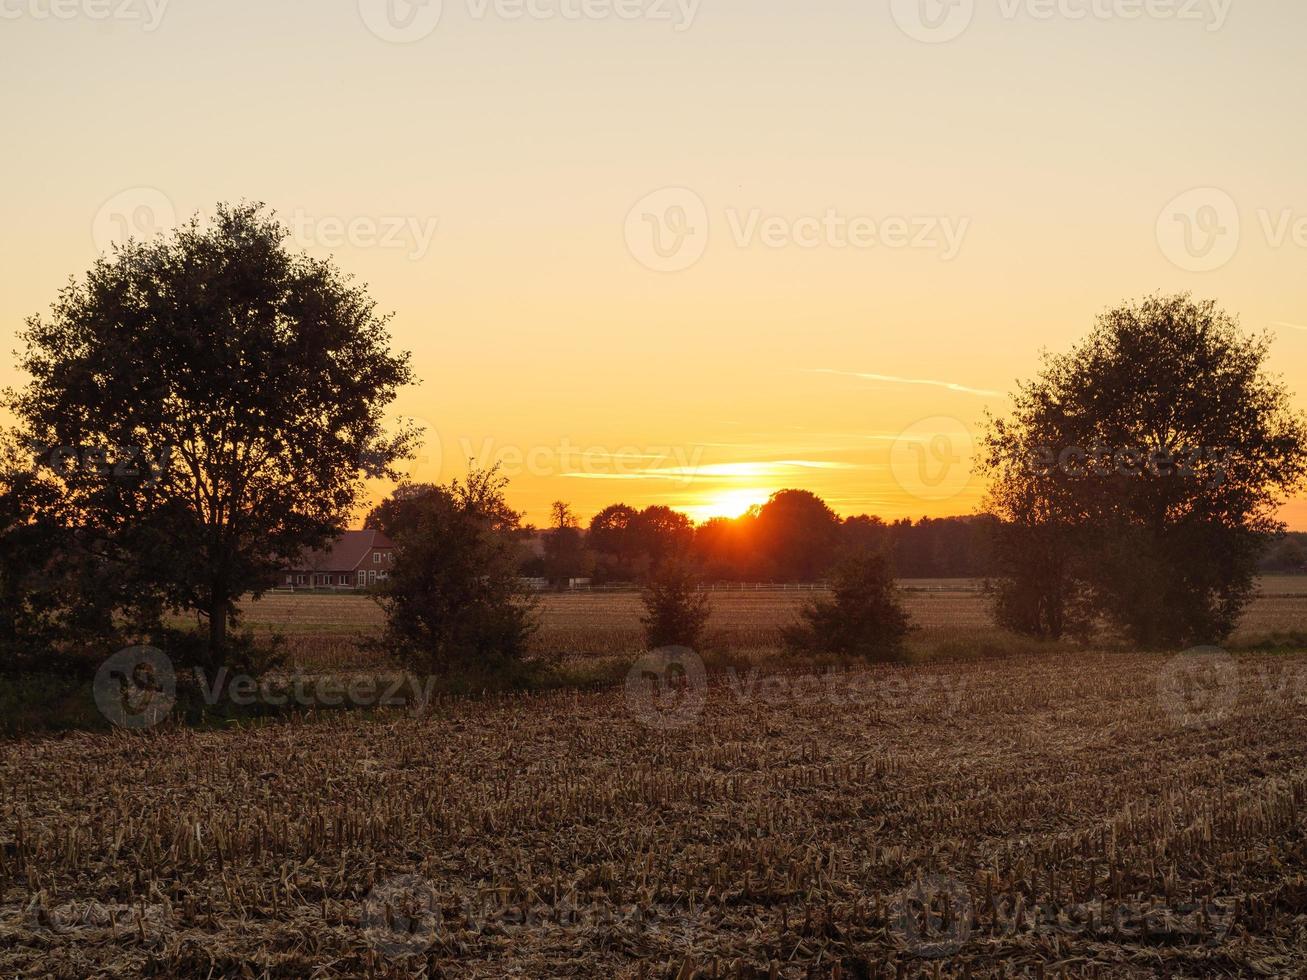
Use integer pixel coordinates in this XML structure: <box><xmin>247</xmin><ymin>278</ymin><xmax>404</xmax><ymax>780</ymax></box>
<box><xmin>373</xmin><ymin>552</ymin><xmax>381</xmax><ymax>564</ymax></box>
<box><xmin>340</xmin><ymin>575</ymin><xmax>349</xmax><ymax>586</ymax></box>
<box><xmin>297</xmin><ymin>574</ymin><xmax>306</xmax><ymax>585</ymax></box>
<box><xmin>357</xmin><ymin>570</ymin><xmax>366</xmax><ymax>586</ymax></box>
<box><xmin>368</xmin><ymin>569</ymin><xmax>377</xmax><ymax>583</ymax></box>
<box><xmin>285</xmin><ymin>575</ymin><xmax>293</xmax><ymax>585</ymax></box>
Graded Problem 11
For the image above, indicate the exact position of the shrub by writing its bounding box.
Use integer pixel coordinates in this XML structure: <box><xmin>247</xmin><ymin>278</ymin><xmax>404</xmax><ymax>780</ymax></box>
<box><xmin>376</xmin><ymin>468</ymin><xmax>538</xmax><ymax>678</ymax></box>
<box><xmin>782</xmin><ymin>552</ymin><xmax>912</xmax><ymax>661</ymax></box>
<box><xmin>640</xmin><ymin>559</ymin><xmax>711</xmax><ymax>650</ymax></box>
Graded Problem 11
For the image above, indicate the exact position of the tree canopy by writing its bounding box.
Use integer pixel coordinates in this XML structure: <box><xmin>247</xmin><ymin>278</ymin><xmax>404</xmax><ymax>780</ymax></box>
<box><xmin>5</xmin><ymin>203</ymin><xmax>416</xmax><ymax>665</ymax></box>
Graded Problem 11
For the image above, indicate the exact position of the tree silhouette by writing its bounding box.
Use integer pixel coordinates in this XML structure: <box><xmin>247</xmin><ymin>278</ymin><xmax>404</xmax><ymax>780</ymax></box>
<box><xmin>982</xmin><ymin>294</ymin><xmax>1307</xmax><ymax>645</ymax></box>
<box><xmin>6</xmin><ymin>203</ymin><xmax>415</xmax><ymax>666</ymax></box>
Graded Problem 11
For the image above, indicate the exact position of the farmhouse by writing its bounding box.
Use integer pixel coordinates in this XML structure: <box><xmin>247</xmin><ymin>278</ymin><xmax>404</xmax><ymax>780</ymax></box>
<box><xmin>283</xmin><ymin>529</ymin><xmax>396</xmax><ymax>590</ymax></box>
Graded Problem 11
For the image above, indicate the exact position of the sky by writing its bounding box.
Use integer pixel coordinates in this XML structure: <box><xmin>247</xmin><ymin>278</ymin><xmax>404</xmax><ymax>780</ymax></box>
<box><xmin>2</xmin><ymin>0</ymin><xmax>1305</xmax><ymax>529</ymax></box>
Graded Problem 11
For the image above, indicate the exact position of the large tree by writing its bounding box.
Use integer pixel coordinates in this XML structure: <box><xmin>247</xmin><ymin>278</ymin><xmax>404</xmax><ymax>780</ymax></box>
<box><xmin>6</xmin><ymin>203</ymin><xmax>415</xmax><ymax>666</ymax></box>
<box><xmin>982</xmin><ymin>294</ymin><xmax>1307</xmax><ymax>646</ymax></box>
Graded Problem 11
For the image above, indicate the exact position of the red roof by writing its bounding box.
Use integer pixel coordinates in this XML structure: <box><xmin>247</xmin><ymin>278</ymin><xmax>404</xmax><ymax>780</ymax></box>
<box><xmin>291</xmin><ymin>530</ymin><xmax>395</xmax><ymax>573</ymax></box>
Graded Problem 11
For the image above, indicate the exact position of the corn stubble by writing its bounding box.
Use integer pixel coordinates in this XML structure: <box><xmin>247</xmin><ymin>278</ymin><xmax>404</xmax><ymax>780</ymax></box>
<box><xmin>2</xmin><ymin>652</ymin><xmax>1306</xmax><ymax>977</ymax></box>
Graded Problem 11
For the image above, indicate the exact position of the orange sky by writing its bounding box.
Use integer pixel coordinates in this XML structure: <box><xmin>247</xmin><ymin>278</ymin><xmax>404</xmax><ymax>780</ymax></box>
<box><xmin>2</xmin><ymin>2</ymin><xmax>1305</xmax><ymax>529</ymax></box>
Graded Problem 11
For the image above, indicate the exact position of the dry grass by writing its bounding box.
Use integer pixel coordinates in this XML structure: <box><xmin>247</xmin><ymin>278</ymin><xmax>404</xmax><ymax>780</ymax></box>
<box><xmin>234</xmin><ymin>581</ymin><xmax>1307</xmax><ymax>670</ymax></box>
<box><xmin>3</xmin><ymin>651</ymin><xmax>1306</xmax><ymax>977</ymax></box>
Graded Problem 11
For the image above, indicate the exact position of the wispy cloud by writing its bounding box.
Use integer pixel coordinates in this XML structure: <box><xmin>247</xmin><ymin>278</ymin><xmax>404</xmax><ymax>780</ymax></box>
<box><xmin>1272</xmin><ymin>321</ymin><xmax>1307</xmax><ymax>333</ymax></box>
<box><xmin>808</xmin><ymin>368</ymin><xmax>1002</xmax><ymax>398</ymax></box>
<box><xmin>562</xmin><ymin>459</ymin><xmax>866</xmax><ymax>481</ymax></box>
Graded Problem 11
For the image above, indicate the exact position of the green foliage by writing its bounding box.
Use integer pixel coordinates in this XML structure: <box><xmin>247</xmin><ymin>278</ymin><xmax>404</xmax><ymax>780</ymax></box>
<box><xmin>782</xmin><ymin>552</ymin><xmax>912</xmax><ymax>661</ymax></box>
<box><xmin>982</xmin><ymin>294</ymin><xmax>1307</xmax><ymax>647</ymax></box>
<box><xmin>640</xmin><ymin>558</ymin><xmax>711</xmax><ymax>650</ymax></box>
<box><xmin>376</xmin><ymin>468</ymin><xmax>539</xmax><ymax>677</ymax></box>
<box><xmin>5</xmin><ymin>202</ymin><xmax>415</xmax><ymax>667</ymax></box>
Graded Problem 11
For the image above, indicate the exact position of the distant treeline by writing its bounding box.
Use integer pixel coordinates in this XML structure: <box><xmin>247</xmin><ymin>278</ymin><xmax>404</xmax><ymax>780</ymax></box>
<box><xmin>1263</xmin><ymin>531</ymin><xmax>1307</xmax><ymax>572</ymax></box>
<box><xmin>527</xmin><ymin>491</ymin><xmax>1307</xmax><ymax>585</ymax></box>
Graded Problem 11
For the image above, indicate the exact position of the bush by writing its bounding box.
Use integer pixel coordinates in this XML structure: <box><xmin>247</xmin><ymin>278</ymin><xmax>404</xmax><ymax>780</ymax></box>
<box><xmin>376</xmin><ymin>469</ymin><xmax>538</xmax><ymax>678</ymax></box>
<box><xmin>640</xmin><ymin>559</ymin><xmax>711</xmax><ymax>650</ymax></box>
<box><xmin>782</xmin><ymin>552</ymin><xmax>912</xmax><ymax>661</ymax></box>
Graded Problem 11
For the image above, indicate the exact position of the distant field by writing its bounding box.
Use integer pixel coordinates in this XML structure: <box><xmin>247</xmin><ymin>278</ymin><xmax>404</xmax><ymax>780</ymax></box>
<box><xmin>235</xmin><ymin>577</ymin><xmax>1307</xmax><ymax>669</ymax></box>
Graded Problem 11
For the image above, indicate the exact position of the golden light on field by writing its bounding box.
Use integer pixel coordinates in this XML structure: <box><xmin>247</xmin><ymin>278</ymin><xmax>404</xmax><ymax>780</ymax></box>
<box><xmin>682</xmin><ymin>488</ymin><xmax>773</xmax><ymax>523</ymax></box>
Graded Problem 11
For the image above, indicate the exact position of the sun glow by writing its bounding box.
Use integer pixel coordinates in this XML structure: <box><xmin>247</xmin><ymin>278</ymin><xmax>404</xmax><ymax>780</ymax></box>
<box><xmin>682</xmin><ymin>488</ymin><xmax>774</xmax><ymax>524</ymax></box>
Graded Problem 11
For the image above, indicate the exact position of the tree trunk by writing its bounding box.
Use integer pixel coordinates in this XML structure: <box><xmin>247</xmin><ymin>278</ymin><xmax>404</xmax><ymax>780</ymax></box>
<box><xmin>208</xmin><ymin>597</ymin><xmax>228</xmax><ymax>668</ymax></box>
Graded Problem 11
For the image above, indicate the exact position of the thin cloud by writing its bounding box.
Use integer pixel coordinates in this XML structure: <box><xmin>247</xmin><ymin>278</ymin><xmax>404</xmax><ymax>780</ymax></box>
<box><xmin>1271</xmin><ymin>321</ymin><xmax>1307</xmax><ymax>332</ymax></box>
<box><xmin>808</xmin><ymin>368</ymin><xmax>1002</xmax><ymax>398</ymax></box>
<box><xmin>561</xmin><ymin>459</ymin><xmax>866</xmax><ymax>481</ymax></box>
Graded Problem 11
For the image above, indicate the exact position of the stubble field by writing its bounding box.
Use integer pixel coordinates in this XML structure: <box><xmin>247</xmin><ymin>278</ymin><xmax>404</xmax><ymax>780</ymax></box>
<box><xmin>3</xmin><ymin>651</ymin><xmax>1306</xmax><ymax>977</ymax></box>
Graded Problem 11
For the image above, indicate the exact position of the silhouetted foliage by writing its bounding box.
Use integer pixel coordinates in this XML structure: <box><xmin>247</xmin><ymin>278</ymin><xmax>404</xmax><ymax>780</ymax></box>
<box><xmin>543</xmin><ymin>500</ymin><xmax>592</xmax><ymax>587</ymax></box>
<box><xmin>982</xmin><ymin>294</ymin><xmax>1307</xmax><ymax>646</ymax></box>
<box><xmin>5</xmin><ymin>203</ymin><xmax>415</xmax><ymax>667</ymax></box>
<box><xmin>376</xmin><ymin>468</ymin><xmax>538</xmax><ymax>677</ymax></box>
<box><xmin>640</xmin><ymin>558</ymin><xmax>711</xmax><ymax>650</ymax></box>
<box><xmin>753</xmin><ymin>490</ymin><xmax>842</xmax><ymax>581</ymax></box>
<box><xmin>782</xmin><ymin>552</ymin><xmax>912</xmax><ymax>661</ymax></box>
<box><xmin>587</xmin><ymin>503</ymin><xmax>640</xmax><ymax>581</ymax></box>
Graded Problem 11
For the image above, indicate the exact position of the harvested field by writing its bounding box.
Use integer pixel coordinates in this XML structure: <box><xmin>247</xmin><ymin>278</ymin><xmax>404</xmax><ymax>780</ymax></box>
<box><xmin>3</xmin><ymin>651</ymin><xmax>1306</xmax><ymax>977</ymax></box>
<box><xmin>236</xmin><ymin>581</ymin><xmax>1307</xmax><ymax>670</ymax></box>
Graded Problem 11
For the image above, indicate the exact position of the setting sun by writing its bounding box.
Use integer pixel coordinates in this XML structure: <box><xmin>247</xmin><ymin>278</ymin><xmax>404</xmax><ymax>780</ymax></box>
<box><xmin>682</xmin><ymin>488</ymin><xmax>774</xmax><ymax>523</ymax></box>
